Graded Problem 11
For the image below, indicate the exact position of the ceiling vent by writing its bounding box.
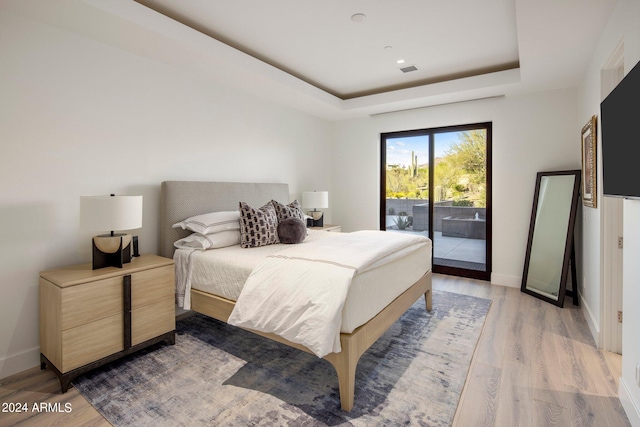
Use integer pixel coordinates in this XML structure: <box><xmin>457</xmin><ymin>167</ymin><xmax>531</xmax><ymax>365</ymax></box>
<box><xmin>400</xmin><ymin>65</ymin><xmax>418</xmax><ymax>73</ymax></box>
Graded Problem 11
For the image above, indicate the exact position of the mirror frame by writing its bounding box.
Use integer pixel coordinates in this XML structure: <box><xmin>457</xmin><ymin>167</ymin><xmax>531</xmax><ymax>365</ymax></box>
<box><xmin>521</xmin><ymin>170</ymin><xmax>581</xmax><ymax>307</ymax></box>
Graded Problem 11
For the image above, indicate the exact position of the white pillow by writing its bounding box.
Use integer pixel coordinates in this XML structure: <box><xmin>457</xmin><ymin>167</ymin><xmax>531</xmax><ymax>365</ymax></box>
<box><xmin>174</xmin><ymin>230</ymin><xmax>241</xmax><ymax>250</ymax></box>
<box><xmin>172</xmin><ymin>210</ymin><xmax>240</xmax><ymax>235</ymax></box>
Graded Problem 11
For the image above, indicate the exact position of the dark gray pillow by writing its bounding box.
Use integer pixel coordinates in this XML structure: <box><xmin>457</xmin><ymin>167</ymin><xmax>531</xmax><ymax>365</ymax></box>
<box><xmin>277</xmin><ymin>218</ymin><xmax>307</xmax><ymax>244</ymax></box>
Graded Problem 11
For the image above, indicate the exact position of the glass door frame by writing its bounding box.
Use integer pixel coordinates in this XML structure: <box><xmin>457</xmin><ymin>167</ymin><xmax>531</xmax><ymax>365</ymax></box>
<box><xmin>380</xmin><ymin>122</ymin><xmax>492</xmax><ymax>281</ymax></box>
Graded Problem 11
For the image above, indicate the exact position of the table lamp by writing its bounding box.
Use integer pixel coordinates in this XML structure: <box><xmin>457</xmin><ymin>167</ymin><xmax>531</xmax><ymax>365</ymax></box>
<box><xmin>80</xmin><ymin>194</ymin><xmax>143</xmax><ymax>269</ymax></box>
<box><xmin>302</xmin><ymin>191</ymin><xmax>328</xmax><ymax>227</ymax></box>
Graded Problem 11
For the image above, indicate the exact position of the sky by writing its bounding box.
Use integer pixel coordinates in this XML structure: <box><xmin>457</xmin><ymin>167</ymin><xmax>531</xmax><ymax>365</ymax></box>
<box><xmin>385</xmin><ymin>131</ymin><xmax>460</xmax><ymax>167</ymax></box>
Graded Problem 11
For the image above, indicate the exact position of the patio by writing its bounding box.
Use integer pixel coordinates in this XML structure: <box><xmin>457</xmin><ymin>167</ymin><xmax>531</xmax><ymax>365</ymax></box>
<box><xmin>388</xmin><ymin>229</ymin><xmax>487</xmax><ymax>271</ymax></box>
<box><xmin>386</xmin><ymin>200</ymin><xmax>487</xmax><ymax>271</ymax></box>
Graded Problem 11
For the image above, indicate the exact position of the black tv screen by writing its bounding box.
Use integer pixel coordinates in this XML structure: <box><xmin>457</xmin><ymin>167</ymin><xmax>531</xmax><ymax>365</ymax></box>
<box><xmin>600</xmin><ymin>59</ymin><xmax>640</xmax><ymax>199</ymax></box>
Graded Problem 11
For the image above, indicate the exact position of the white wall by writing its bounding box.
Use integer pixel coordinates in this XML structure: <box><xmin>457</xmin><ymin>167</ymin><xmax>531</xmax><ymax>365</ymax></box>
<box><xmin>0</xmin><ymin>10</ymin><xmax>332</xmax><ymax>378</ymax></box>
<box><xmin>579</xmin><ymin>0</ymin><xmax>640</xmax><ymax>423</ymax></box>
<box><xmin>622</xmin><ymin>200</ymin><xmax>640</xmax><ymax>425</ymax></box>
<box><xmin>331</xmin><ymin>89</ymin><xmax>580</xmax><ymax>288</ymax></box>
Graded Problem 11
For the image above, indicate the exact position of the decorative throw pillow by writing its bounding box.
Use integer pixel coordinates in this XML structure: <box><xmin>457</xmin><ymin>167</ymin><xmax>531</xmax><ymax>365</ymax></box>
<box><xmin>239</xmin><ymin>201</ymin><xmax>279</xmax><ymax>248</ymax></box>
<box><xmin>277</xmin><ymin>218</ymin><xmax>307</xmax><ymax>244</ymax></box>
<box><xmin>271</xmin><ymin>199</ymin><xmax>306</xmax><ymax>222</ymax></box>
<box><xmin>172</xmin><ymin>210</ymin><xmax>240</xmax><ymax>235</ymax></box>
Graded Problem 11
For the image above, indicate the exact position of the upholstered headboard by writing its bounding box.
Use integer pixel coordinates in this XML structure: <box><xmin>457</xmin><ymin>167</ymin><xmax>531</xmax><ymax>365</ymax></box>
<box><xmin>159</xmin><ymin>181</ymin><xmax>290</xmax><ymax>258</ymax></box>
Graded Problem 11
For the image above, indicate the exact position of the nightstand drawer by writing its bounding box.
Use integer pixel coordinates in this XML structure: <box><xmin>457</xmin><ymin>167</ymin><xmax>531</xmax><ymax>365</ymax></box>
<box><xmin>62</xmin><ymin>314</ymin><xmax>123</xmax><ymax>372</ymax></box>
<box><xmin>60</xmin><ymin>277</ymin><xmax>123</xmax><ymax>330</ymax></box>
<box><xmin>132</xmin><ymin>297</ymin><xmax>175</xmax><ymax>346</ymax></box>
<box><xmin>131</xmin><ymin>265</ymin><xmax>174</xmax><ymax>309</ymax></box>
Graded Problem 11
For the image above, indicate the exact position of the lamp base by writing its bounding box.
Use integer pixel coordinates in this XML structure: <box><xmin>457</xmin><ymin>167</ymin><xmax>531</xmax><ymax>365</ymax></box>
<box><xmin>307</xmin><ymin>211</ymin><xmax>324</xmax><ymax>227</ymax></box>
<box><xmin>92</xmin><ymin>234</ymin><xmax>132</xmax><ymax>270</ymax></box>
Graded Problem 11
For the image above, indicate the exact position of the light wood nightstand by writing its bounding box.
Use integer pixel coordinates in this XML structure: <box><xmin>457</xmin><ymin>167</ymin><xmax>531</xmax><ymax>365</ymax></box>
<box><xmin>309</xmin><ymin>224</ymin><xmax>341</xmax><ymax>232</ymax></box>
<box><xmin>39</xmin><ymin>254</ymin><xmax>176</xmax><ymax>393</ymax></box>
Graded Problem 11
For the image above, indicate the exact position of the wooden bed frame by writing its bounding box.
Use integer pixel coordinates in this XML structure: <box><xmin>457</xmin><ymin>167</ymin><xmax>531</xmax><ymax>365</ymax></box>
<box><xmin>159</xmin><ymin>181</ymin><xmax>432</xmax><ymax>412</ymax></box>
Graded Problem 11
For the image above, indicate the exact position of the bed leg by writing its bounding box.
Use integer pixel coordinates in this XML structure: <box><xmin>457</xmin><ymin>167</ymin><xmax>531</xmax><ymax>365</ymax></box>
<box><xmin>425</xmin><ymin>289</ymin><xmax>432</xmax><ymax>312</ymax></box>
<box><xmin>326</xmin><ymin>347</ymin><xmax>359</xmax><ymax>412</ymax></box>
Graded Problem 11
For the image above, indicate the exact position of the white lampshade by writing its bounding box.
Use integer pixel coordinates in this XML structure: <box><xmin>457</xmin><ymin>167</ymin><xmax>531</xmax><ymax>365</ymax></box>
<box><xmin>80</xmin><ymin>195</ymin><xmax>143</xmax><ymax>233</ymax></box>
<box><xmin>302</xmin><ymin>191</ymin><xmax>329</xmax><ymax>209</ymax></box>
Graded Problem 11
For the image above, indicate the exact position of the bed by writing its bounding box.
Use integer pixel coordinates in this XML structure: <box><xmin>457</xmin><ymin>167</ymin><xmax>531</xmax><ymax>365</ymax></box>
<box><xmin>159</xmin><ymin>181</ymin><xmax>433</xmax><ymax>412</ymax></box>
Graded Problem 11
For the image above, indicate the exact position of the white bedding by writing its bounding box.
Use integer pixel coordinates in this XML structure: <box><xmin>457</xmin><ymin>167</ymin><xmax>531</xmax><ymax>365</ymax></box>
<box><xmin>174</xmin><ymin>230</ymin><xmax>339</xmax><ymax>308</ymax></box>
<box><xmin>174</xmin><ymin>230</ymin><xmax>431</xmax><ymax>350</ymax></box>
<box><xmin>226</xmin><ymin>230</ymin><xmax>430</xmax><ymax>357</ymax></box>
<box><xmin>175</xmin><ymin>230</ymin><xmax>431</xmax><ymax>332</ymax></box>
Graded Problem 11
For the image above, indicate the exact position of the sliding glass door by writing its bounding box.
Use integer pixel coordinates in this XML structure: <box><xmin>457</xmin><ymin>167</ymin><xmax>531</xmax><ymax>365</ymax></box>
<box><xmin>380</xmin><ymin>123</ymin><xmax>491</xmax><ymax>280</ymax></box>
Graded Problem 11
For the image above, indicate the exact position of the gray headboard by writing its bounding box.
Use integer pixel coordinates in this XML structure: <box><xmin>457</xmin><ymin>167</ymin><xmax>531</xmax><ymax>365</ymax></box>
<box><xmin>159</xmin><ymin>181</ymin><xmax>290</xmax><ymax>258</ymax></box>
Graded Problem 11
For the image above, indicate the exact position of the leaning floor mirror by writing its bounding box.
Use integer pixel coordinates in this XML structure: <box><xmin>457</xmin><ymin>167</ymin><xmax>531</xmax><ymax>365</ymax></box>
<box><xmin>521</xmin><ymin>170</ymin><xmax>581</xmax><ymax>307</ymax></box>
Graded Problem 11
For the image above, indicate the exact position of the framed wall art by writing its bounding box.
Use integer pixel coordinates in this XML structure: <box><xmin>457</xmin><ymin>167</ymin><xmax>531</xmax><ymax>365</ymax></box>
<box><xmin>581</xmin><ymin>115</ymin><xmax>597</xmax><ymax>208</ymax></box>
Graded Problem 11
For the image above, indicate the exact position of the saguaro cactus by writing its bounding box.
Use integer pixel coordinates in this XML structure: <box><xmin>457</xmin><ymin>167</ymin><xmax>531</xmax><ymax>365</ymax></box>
<box><xmin>410</xmin><ymin>151</ymin><xmax>418</xmax><ymax>177</ymax></box>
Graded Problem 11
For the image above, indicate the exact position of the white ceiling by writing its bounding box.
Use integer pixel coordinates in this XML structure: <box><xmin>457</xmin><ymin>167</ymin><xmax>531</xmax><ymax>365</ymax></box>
<box><xmin>2</xmin><ymin>0</ymin><xmax>618</xmax><ymax>120</ymax></box>
<box><xmin>135</xmin><ymin>0</ymin><xmax>521</xmax><ymax>99</ymax></box>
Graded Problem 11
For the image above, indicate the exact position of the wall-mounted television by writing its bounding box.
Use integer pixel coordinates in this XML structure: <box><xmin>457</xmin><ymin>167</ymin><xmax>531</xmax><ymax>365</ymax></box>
<box><xmin>600</xmin><ymin>59</ymin><xmax>640</xmax><ymax>199</ymax></box>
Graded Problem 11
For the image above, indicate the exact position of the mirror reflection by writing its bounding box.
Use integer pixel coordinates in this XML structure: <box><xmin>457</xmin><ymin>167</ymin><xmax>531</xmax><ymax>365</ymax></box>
<box><xmin>521</xmin><ymin>170</ymin><xmax>580</xmax><ymax>307</ymax></box>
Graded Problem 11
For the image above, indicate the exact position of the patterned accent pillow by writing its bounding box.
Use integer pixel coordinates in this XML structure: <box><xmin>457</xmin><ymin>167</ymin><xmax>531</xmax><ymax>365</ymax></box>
<box><xmin>239</xmin><ymin>201</ymin><xmax>280</xmax><ymax>248</ymax></box>
<box><xmin>271</xmin><ymin>199</ymin><xmax>306</xmax><ymax>222</ymax></box>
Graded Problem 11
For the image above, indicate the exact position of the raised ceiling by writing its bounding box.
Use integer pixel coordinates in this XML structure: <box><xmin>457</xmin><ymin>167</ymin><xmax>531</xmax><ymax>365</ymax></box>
<box><xmin>2</xmin><ymin>0</ymin><xmax>618</xmax><ymax>120</ymax></box>
<box><xmin>135</xmin><ymin>0</ymin><xmax>521</xmax><ymax>100</ymax></box>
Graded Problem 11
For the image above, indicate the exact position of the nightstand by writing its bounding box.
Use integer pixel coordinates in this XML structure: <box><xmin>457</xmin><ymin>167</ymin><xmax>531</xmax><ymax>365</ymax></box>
<box><xmin>309</xmin><ymin>224</ymin><xmax>341</xmax><ymax>232</ymax></box>
<box><xmin>39</xmin><ymin>254</ymin><xmax>176</xmax><ymax>393</ymax></box>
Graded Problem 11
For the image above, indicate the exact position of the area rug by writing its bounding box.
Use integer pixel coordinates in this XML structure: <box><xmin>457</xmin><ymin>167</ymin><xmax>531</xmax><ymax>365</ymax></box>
<box><xmin>73</xmin><ymin>290</ymin><xmax>491</xmax><ymax>426</ymax></box>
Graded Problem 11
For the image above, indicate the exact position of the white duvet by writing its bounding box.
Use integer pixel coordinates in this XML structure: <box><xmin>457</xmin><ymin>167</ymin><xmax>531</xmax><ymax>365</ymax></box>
<box><xmin>227</xmin><ymin>230</ymin><xmax>429</xmax><ymax>357</ymax></box>
<box><xmin>174</xmin><ymin>230</ymin><xmax>340</xmax><ymax>309</ymax></box>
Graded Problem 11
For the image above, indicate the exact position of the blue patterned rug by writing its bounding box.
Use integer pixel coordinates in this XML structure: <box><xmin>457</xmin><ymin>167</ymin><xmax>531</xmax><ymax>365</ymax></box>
<box><xmin>73</xmin><ymin>290</ymin><xmax>490</xmax><ymax>426</ymax></box>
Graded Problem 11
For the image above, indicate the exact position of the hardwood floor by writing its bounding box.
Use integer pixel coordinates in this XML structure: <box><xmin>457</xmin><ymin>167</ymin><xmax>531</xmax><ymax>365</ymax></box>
<box><xmin>439</xmin><ymin>275</ymin><xmax>631</xmax><ymax>427</ymax></box>
<box><xmin>0</xmin><ymin>274</ymin><xmax>630</xmax><ymax>426</ymax></box>
<box><xmin>0</xmin><ymin>365</ymin><xmax>110</xmax><ymax>426</ymax></box>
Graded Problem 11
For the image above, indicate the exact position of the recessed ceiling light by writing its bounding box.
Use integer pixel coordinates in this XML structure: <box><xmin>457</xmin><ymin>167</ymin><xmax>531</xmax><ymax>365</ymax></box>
<box><xmin>384</xmin><ymin>46</ymin><xmax>393</xmax><ymax>51</ymax></box>
<box><xmin>396</xmin><ymin>59</ymin><xmax>406</xmax><ymax>64</ymax></box>
<box><xmin>351</xmin><ymin>13</ymin><xmax>366</xmax><ymax>22</ymax></box>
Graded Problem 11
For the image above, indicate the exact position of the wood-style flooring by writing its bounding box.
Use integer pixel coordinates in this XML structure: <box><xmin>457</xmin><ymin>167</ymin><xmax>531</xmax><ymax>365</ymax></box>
<box><xmin>0</xmin><ymin>274</ymin><xmax>630</xmax><ymax>426</ymax></box>
<box><xmin>443</xmin><ymin>275</ymin><xmax>630</xmax><ymax>427</ymax></box>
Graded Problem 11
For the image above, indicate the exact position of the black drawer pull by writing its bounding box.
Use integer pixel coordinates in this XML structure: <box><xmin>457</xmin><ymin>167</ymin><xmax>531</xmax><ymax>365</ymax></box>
<box><xmin>123</xmin><ymin>275</ymin><xmax>132</xmax><ymax>350</ymax></box>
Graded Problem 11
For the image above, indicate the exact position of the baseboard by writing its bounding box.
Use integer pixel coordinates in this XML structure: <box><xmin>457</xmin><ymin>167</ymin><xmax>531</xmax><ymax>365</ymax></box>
<box><xmin>580</xmin><ymin>293</ymin><xmax>601</xmax><ymax>347</ymax></box>
<box><xmin>0</xmin><ymin>346</ymin><xmax>40</xmax><ymax>380</ymax></box>
<box><xmin>620</xmin><ymin>378</ymin><xmax>640</xmax><ymax>426</ymax></box>
<box><xmin>490</xmin><ymin>272</ymin><xmax>520</xmax><ymax>288</ymax></box>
